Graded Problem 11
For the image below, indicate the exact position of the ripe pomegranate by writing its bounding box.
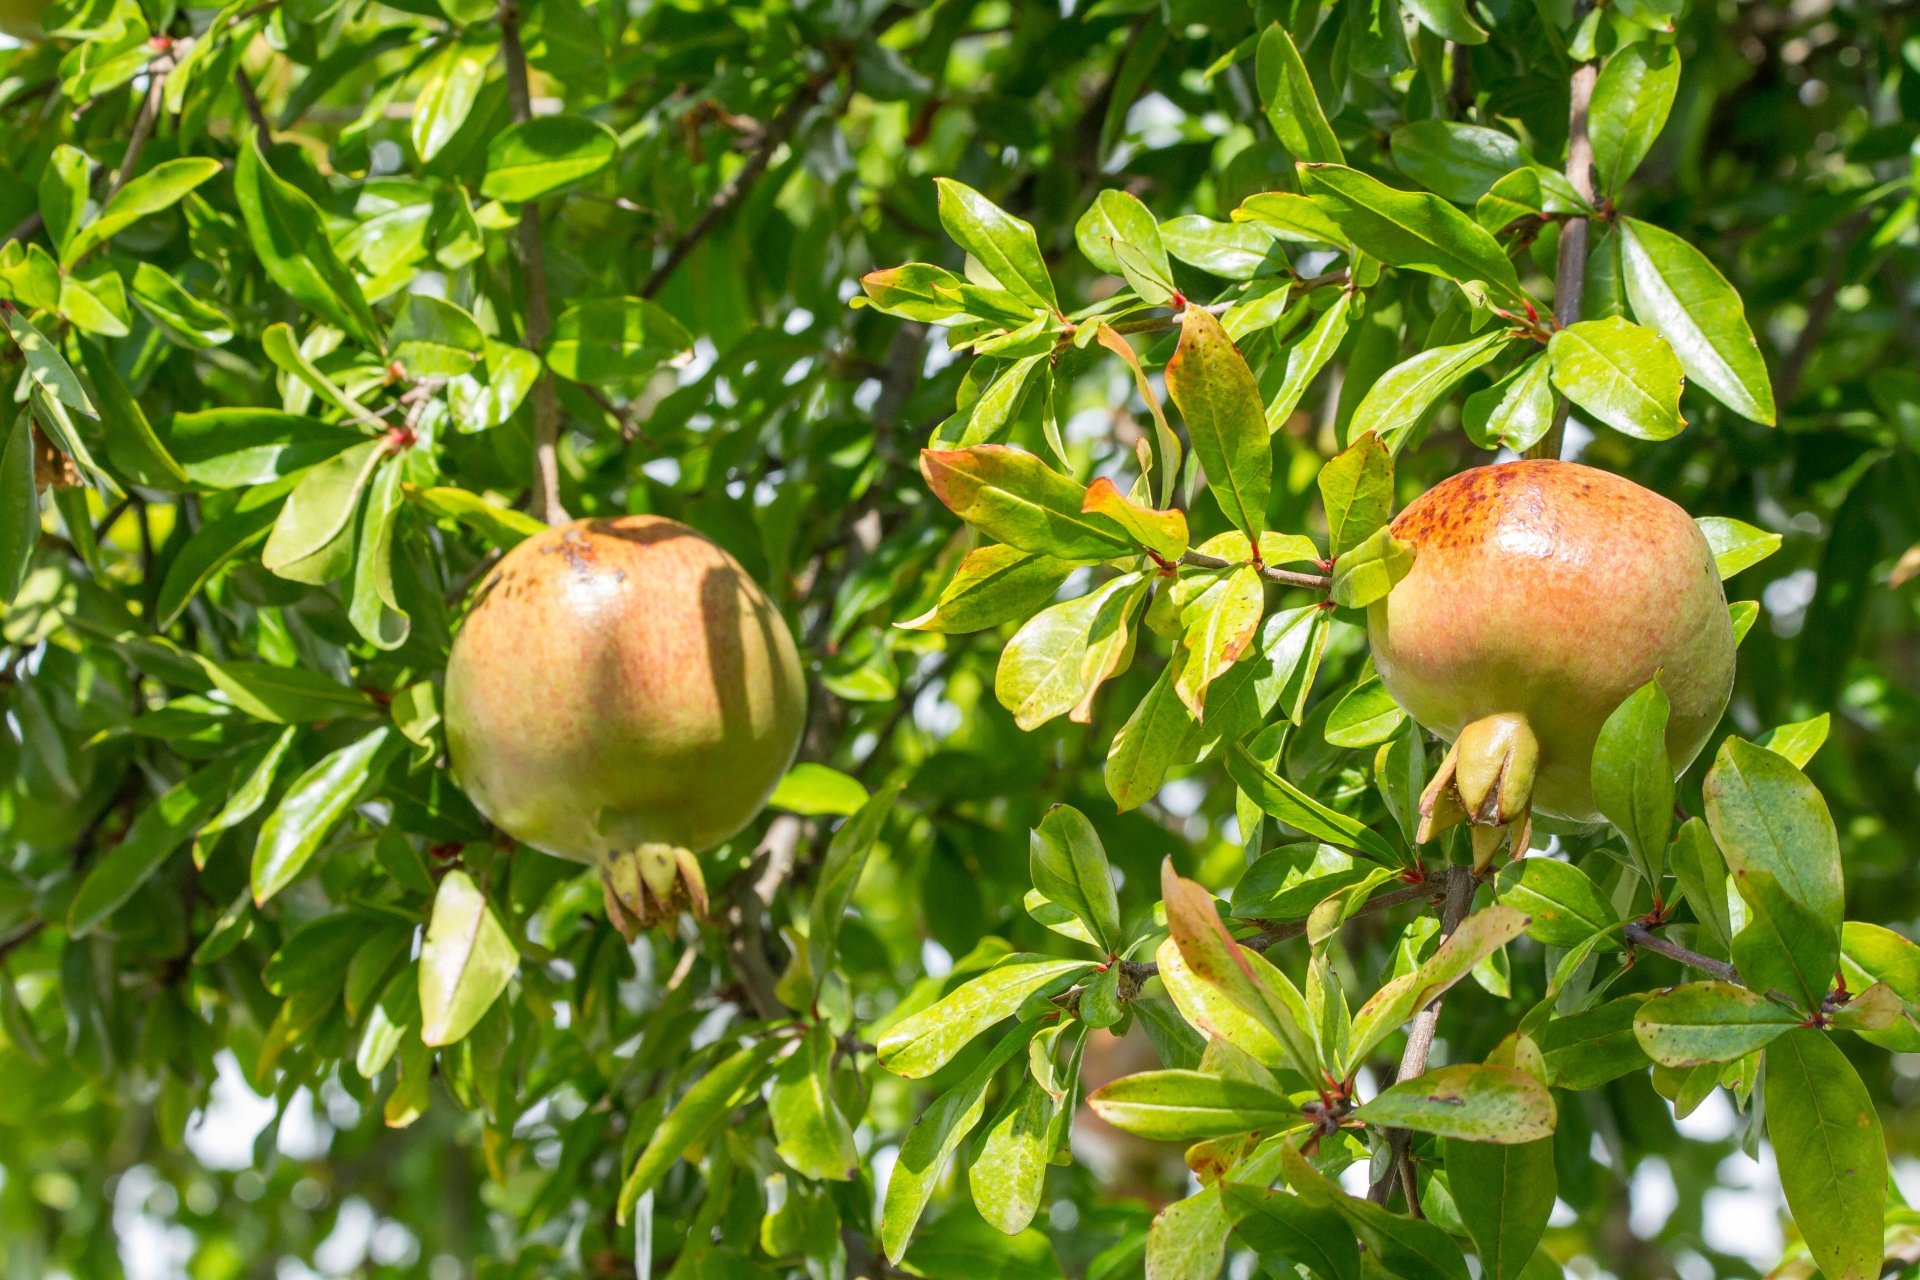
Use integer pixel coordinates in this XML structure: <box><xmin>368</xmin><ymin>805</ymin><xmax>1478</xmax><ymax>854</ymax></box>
<box><xmin>1368</xmin><ymin>460</ymin><xmax>1734</xmax><ymax>830</ymax></box>
<box><xmin>445</xmin><ymin>516</ymin><xmax>806</xmax><ymax>933</ymax></box>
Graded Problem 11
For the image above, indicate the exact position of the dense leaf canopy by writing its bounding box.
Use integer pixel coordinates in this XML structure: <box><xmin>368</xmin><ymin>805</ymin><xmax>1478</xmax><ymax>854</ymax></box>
<box><xmin>3</xmin><ymin>0</ymin><xmax>1920</xmax><ymax>1277</ymax></box>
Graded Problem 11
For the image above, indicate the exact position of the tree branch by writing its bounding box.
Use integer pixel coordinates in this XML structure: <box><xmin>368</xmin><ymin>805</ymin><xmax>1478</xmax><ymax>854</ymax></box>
<box><xmin>1529</xmin><ymin>12</ymin><xmax>1596</xmax><ymax>463</ymax></box>
<box><xmin>498</xmin><ymin>0</ymin><xmax>568</xmax><ymax>527</ymax></box>
<box><xmin>1623</xmin><ymin>922</ymin><xmax>1740</xmax><ymax>984</ymax></box>
<box><xmin>234</xmin><ymin>66</ymin><xmax>272</xmax><ymax>141</ymax></box>
<box><xmin>1179</xmin><ymin>548</ymin><xmax>1332</xmax><ymax>592</ymax></box>
<box><xmin>110</xmin><ymin>56</ymin><xmax>172</xmax><ymax>199</ymax></box>
<box><xmin>641</xmin><ymin>75</ymin><xmax>832</xmax><ymax>300</ymax></box>
<box><xmin>1776</xmin><ymin>210</ymin><xmax>1869</xmax><ymax>410</ymax></box>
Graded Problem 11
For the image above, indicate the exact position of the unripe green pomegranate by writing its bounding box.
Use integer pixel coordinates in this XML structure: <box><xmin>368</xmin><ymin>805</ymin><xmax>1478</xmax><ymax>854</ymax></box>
<box><xmin>446</xmin><ymin>516</ymin><xmax>806</xmax><ymax>929</ymax></box>
<box><xmin>1368</xmin><ymin>460</ymin><xmax>1734</xmax><ymax>826</ymax></box>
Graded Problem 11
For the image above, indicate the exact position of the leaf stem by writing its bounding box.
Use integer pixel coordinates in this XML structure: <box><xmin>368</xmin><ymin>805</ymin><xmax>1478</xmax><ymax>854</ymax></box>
<box><xmin>498</xmin><ymin>0</ymin><xmax>568</xmax><ymax>526</ymax></box>
<box><xmin>1179</xmin><ymin>548</ymin><xmax>1332</xmax><ymax>591</ymax></box>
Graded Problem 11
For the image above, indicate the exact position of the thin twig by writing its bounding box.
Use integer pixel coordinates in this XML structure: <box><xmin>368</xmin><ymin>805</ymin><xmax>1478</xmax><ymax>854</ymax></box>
<box><xmin>235</xmin><ymin>66</ymin><xmax>272</xmax><ymax>140</ymax></box>
<box><xmin>1776</xmin><ymin>210</ymin><xmax>1868</xmax><ymax>410</ymax></box>
<box><xmin>1623</xmin><ymin>922</ymin><xmax>1741</xmax><ymax>984</ymax></box>
<box><xmin>1530</xmin><ymin>15</ymin><xmax>1596</xmax><ymax>463</ymax></box>
<box><xmin>1371</xmin><ymin>864</ymin><xmax>1475</xmax><ymax>1206</ymax></box>
<box><xmin>1104</xmin><ymin>269</ymin><xmax>1353</xmax><ymax>340</ymax></box>
<box><xmin>498</xmin><ymin>0</ymin><xmax>567</xmax><ymax>526</ymax></box>
<box><xmin>110</xmin><ymin>56</ymin><xmax>172</xmax><ymax>199</ymax></box>
<box><xmin>1179</xmin><ymin>548</ymin><xmax>1332</xmax><ymax>592</ymax></box>
<box><xmin>0</xmin><ymin>919</ymin><xmax>45</xmax><ymax>963</ymax></box>
<box><xmin>641</xmin><ymin>74</ymin><xmax>833</xmax><ymax>299</ymax></box>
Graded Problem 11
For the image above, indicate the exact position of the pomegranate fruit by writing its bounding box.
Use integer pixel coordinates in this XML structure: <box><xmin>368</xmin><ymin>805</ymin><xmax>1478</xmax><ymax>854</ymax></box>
<box><xmin>1368</xmin><ymin>460</ymin><xmax>1734</xmax><ymax>832</ymax></box>
<box><xmin>445</xmin><ymin>516</ymin><xmax>806</xmax><ymax>933</ymax></box>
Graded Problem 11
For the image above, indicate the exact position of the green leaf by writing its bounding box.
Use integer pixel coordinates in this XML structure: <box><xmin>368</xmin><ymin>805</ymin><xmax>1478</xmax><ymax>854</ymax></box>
<box><xmin>191</xmin><ymin>655</ymin><xmax>377</xmax><ymax>724</ymax></box>
<box><xmin>1591</xmin><ymin>679</ymin><xmax>1674</xmax><ymax>883</ymax></box>
<box><xmin>1081</xmin><ymin>477</ymin><xmax>1189</xmax><ymax>560</ymax></box>
<box><xmin>390</xmin><ymin>294</ymin><xmax>485</xmax><ymax>378</ymax></box>
<box><xmin>921</xmin><ymin>446</ymin><xmax>1132</xmax><ymax>561</ymax></box>
<box><xmin>996</xmin><ymin>572</ymin><xmax>1146</xmax><ymax>730</ymax></box>
<box><xmin>1401</xmin><ymin>0</ymin><xmax>1487</xmax><ymax>43</ymax></box>
<box><xmin>769</xmin><ymin>763</ymin><xmax>867</xmax><ymax>817</ymax></box>
<box><xmin>1754</xmin><ymin>715</ymin><xmax>1830</xmax><ymax>771</ymax></box>
<box><xmin>1695</xmin><ymin>515</ymin><xmax>1782</xmax><ymax>580</ymax></box>
<box><xmin>200</xmin><ymin>726</ymin><xmax>300</xmax><ymax>841</ymax></box>
<box><xmin>1633</xmin><ymin>981</ymin><xmax>1799</xmax><ymax>1067</ymax></box>
<box><xmin>1670</xmin><ymin>817</ymin><xmax>1733</xmax><ymax>950</ymax></box>
<box><xmin>1155</xmin><ymin>934</ymin><xmax>1292</xmax><ymax>1069</ymax></box>
<box><xmin>39</xmin><ymin>145</ymin><xmax>90</xmax><ymax>256</ymax></box>
<box><xmin>1317</xmin><ymin>430</ymin><xmax>1392</xmax><ymax>559</ymax></box>
<box><xmin>1446</xmin><ymin>1136</ymin><xmax>1555</xmax><ymax>1280</ymax></box>
<box><xmin>0</xmin><ymin>408</ymin><xmax>37</xmax><ymax>606</ymax></box>
<box><xmin>262</xmin><ymin>440</ymin><xmax>387</xmax><ymax>583</ymax></box>
<box><xmin>1729</xmin><ymin>599</ymin><xmax>1758</xmax><ymax>644</ymax></box>
<box><xmin>876</xmin><ymin>955</ymin><xmax>1090</xmax><ymax>1079</ymax></box>
<box><xmin>1325</xmin><ymin>680</ymin><xmax>1405</xmax><ymax>748</ymax></box>
<box><xmin>252</xmin><ymin>728</ymin><xmax>396</xmax><ymax>904</ymax></box>
<box><xmin>617</xmin><ymin>1037</ymin><xmax>783</xmax><ymax>1220</ymax></box>
<box><xmin>1731</xmin><ymin>868</ymin><xmax>1837</xmax><ymax>1012</ymax></box>
<box><xmin>1704</xmin><ymin>735</ymin><xmax>1843</xmax><ymax>927</ymax></box>
<box><xmin>859</xmin><ymin>264</ymin><xmax>969</xmax><ymax>321</ymax></box>
<box><xmin>261</xmin><ymin>323</ymin><xmax>384</xmax><ymax>429</ymax></box>
<box><xmin>1266</xmin><ymin>289</ymin><xmax>1353</xmax><ymax>431</ymax></box>
<box><xmin>1329</xmin><ymin>525</ymin><xmax>1416</xmax><ymax>609</ymax></box>
<box><xmin>1345</xmin><ymin>906</ymin><xmax>1530</xmax><ymax>1072</ymax></box>
<box><xmin>76</xmin><ymin>337</ymin><xmax>191</xmax><ymax>489</ymax></box>
<box><xmin>449</xmin><ymin>338</ymin><xmax>541</xmax><ymax>432</ymax></box>
<box><xmin>1352</xmin><ymin>1063</ymin><xmax>1555</xmax><ymax>1142</ymax></box>
<box><xmin>413</xmin><ymin>38</ymin><xmax>495</xmax><ymax>163</ymax></box>
<box><xmin>1589</xmin><ymin>44</ymin><xmax>1681</xmax><ymax>197</ymax></box>
<box><xmin>163</xmin><ymin>408</ymin><xmax>362</xmax><ymax>489</ymax></box>
<box><xmin>2</xmin><ymin>306</ymin><xmax>95</xmax><ymax>417</ymax></box>
<box><xmin>1227</xmin><ymin>743</ymin><xmax>1402</xmax><ymax>866</ymax></box>
<box><xmin>347</xmin><ymin>458</ymin><xmax>410</xmax><ymax>650</ymax></box>
<box><xmin>1464</xmin><ymin>353</ymin><xmax>1556</xmax><ymax>452</ymax></box>
<box><xmin>1166</xmin><ymin>306</ymin><xmax>1270</xmax><ymax>540</ymax></box>
<box><xmin>1075</xmin><ymin>187</ymin><xmax>1168</xmax><ymax>280</ymax></box>
<box><xmin>1540</xmin><ymin>994</ymin><xmax>1654</xmax><ymax>1089</ymax></box>
<box><xmin>1175</xmin><ymin>564</ymin><xmax>1264</xmax><ymax>718</ymax></box>
<box><xmin>234</xmin><ymin>136</ymin><xmax>381</xmax><ymax>351</ymax></box>
<box><xmin>1029</xmin><ymin>804</ymin><xmax>1121</xmax><ymax>954</ymax></box>
<box><xmin>1105</xmin><ymin>656</ymin><xmax>1196</xmax><ymax>811</ymax></box>
<box><xmin>1620</xmin><ymin>218</ymin><xmax>1774</xmax><ymax>425</ymax></box>
<box><xmin>1547</xmin><ymin>316</ymin><xmax>1687</xmax><ymax>440</ymax></box>
<box><xmin>544</xmin><ymin>296</ymin><xmax>692</xmax><ymax>382</ymax></box>
<box><xmin>1765</xmin><ymin>1029</ymin><xmax>1886</xmax><ymax>1280</ymax></box>
<box><xmin>1161</xmin><ymin>216</ymin><xmax>1282</xmax><ymax>280</ymax></box>
<box><xmin>408</xmin><ymin>485</ymin><xmax>548</xmax><ymax>550</ymax></box>
<box><xmin>64</xmin><ymin>158</ymin><xmax>223</xmax><ymax>264</ymax></box>
<box><xmin>1256</xmin><ymin>25</ymin><xmax>1342</xmax><ymax>164</ymax></box>
<box><xmin>1236</xmin><ymin>191</ymin><xmax>1348</xmax><ymax>246</ymax></box>
<box><xmin>1087</xmin><ymin>1070</ymin><xmax>1298</xmax><ymax>1141</ymax></box>
<box><xmin>1355</xmin><ymin>332</ymin><xmax>1513</xmax><ymax>455</ymax></box>
<box><xmin>904</xmin><ymin>1202</ymin><xmax>1063</xmax><ymax>1279</ymax></box>
<box><xmin>970</xmin><ymin>1075</ymin><xmax>1058</xmax><ymax>1235</ymax></box>
<box><xmin>481</xmin><ymin>114</ymin><xmax>618</xmax><ymax>201</ymax></box>
<box><xmin>771</xmin><ymin>1022</ymin><xmax>859</xmax><ymax>1181</ymax></box>
<box><xmin>934</xmin><ymin>178</ymin><xmax>1058</xmax><ymax>312</ymax></box>
<box><xmin>1495</xmin><ymin>857</ymin><xmax>1618</xmax><ymax>947</ymax></box>
<box><xmin>808</xmin><ymin>785</ymin><xmax>900</xmax><ymax>994</ymax></box>
<box><xmin>1299</xmin><ymin>165</ymin><xmax>1523</xmax><ymax>302</ymax></box>
<box><xmin>897</xmin><ymin>544</ymin><xmax>1077</xmax><ymax>634</ymax></box>
<box><xmin>881</xmin><ymin>1021</ymin><xmax>1040</xmax><ymax>1263</ymax></box>
<box><xmin>1222</xmin><ymin>1183</ymin><xmax>1358</xmax><ymax>1280</ymax></box>
<box><xmin>69</xmin><ymin>755</ymin><xmax>244</xmax><ymax>936</ymax></box>
<box><xmin>1390</xmin><ymin>122</ymin><xmax>1523</xmax><ymax>203</ymax></box>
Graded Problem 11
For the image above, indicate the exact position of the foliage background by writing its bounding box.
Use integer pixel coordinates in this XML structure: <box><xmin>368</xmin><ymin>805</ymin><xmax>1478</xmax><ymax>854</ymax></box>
<box><xmin>3</xmin><ymin>0</ymin><xmax>1920</xmax><ymax>1276</ymax></box>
